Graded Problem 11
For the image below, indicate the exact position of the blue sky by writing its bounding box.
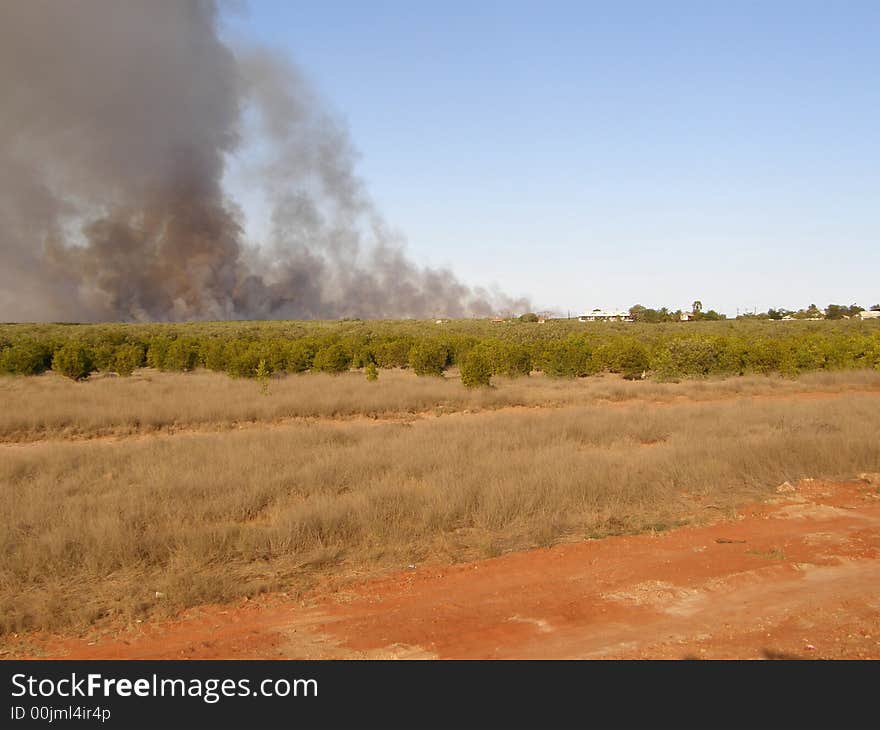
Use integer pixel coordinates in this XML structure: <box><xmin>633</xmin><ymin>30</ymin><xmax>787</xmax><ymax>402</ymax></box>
<box><xmin>223</xmin><ymin>1</ymin><xmax>879</xmax><ymax>316</ymax></box>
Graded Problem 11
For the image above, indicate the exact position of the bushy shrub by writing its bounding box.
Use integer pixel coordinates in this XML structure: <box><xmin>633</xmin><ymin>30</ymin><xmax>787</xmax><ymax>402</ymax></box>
<box><xmin>823</xmin><ymin>335</ymin><xmax>858</xmax><ymax>371</ymax></box>
<box><xmin>162</xmin><ymin>338</ymin><xmax>200</xmax><ymax>372</ymax></box>
<box><xmin>199</xmin><ymin>338</ymin><xmax>227</xmax><ymax>372</ymax></box>
<box><xmin>260</xmin><ymin>339</ymin><xmax>289</xmax><ymax>373</ymax></box>
<box><xmin>867</xmin><ymin>336</ymin><xmax>880</xmax><ymax>370</ymax></box>
<box><xmin>146</xmin><ymin>337</ymin><xmax>171</xmax><ymax>369</ymax></box>
<box><xmin>374</xmin><ymin>337</ymin><xmax>414</xmax><ymax>368</ymax></box>
<box><xmin>714</xmin><ymin>337</ymin><xmax>749</xmax><ymax>376</ymax></box>
<box><xmin>365</xmin><ymin>361</ymin><xmax>379</xmax><ymax>381</ymax></box>
<box><xmin>0</xmin><ymin>340</ymin><xmax>53</xmax><ymax>375</ymax></box>
<box><xmin>479</xmin><ymin>340</ymin><xmax>531</xmax><ymax>377</ymax></box>
<box><xmin>460</xmin><ymin>350</ymin><xmax>492</xmax><ymax>388</ymax></box>
<box><xmin>90</xmin><ymin>343</ymin><xmax>117</xmax><ymax>371</ymax></box>
<box><xmin>615</xmin><ymin>340</ymin><xmax>651</xmax><ymax>379</ymax></box>
<box><xmin>741</xmin><ymin>338</ymin><xmax>782</xmax><ymax>374</ymax></box>
<box><xmin>286</xmin><ymin>340</ymin><xmax>317</xmax><ymax>373</ymax></box>
<box><xmin>351</xmin><ymin>345</ymin><xmax>375</xmax><ymax>369</ymax></box>
<box><xmin>222</xmin><ymin>341</ymin><xmax>263</xmax><ymax>378</ymax></box>
<box><xmin>340</xmin><ymin>335</ymin><xmax>371</xmax><ymax>366</ymax></box>
<box><xmin>592</xmin><ymin>338</ymin><xmax>650</xmax><ymax>378</ymax></box>
<box><xmin>113</xmin><ymin>344</ymin><xmax>145</xmax><ymax>376</ymax></box>
<box><xmin>652</xmin><ymin>337</ymin><xmax>720</xmax><ymax>378</ymax></box>
<box><xmin>444</xmin><ymin>334</ymin><xmax>481</xmax><ymax>366</ymax></box>
<box><xmin>408</xmin><ymin>341</ymin><xmax>449</xmax><ymax>376</ymax></box>
<box><xmin>313</xmin><ymin>344</ymin><xmax>352</xmax><ymax>374</ymax></box>
<box><xmin>52</xmin><ymin>343</ymin><xmax>94</xmax><ymax>381</ymax></box>
<box><xmin>539</xmin><ymin>337</ymin><xmax>596</xmax><ymax>378</ymax></box>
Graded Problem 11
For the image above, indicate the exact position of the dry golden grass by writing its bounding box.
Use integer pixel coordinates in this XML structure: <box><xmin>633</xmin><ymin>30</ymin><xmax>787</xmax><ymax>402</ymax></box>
<box><xmin>2</xmin><ymin>367</ymin><xmax>880</xmax><ymax>442</ymax></box>
<box><xmin>2</xmin><ymin>381</ymin><xmax>880</xmax><ymax>635</ymax></box>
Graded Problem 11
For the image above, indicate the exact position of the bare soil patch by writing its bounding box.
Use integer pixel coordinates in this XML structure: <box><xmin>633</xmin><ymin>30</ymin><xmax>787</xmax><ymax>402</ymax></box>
<box><xmin>13</xmin><ymin>478</ymin><xmax>880</xmax><ymax>660</ymax></box>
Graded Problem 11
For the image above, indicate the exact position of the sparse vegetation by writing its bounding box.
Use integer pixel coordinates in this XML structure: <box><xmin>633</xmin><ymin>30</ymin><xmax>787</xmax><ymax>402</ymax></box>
<box><xmin>2</xmin><ymin>378</ymin><xmax>879</xmax><ymax>635</ymax></box>
<box><xmin>1</xmin><ymin>368</ymin><xmax>879</xmax><ymax>443</ymax></box>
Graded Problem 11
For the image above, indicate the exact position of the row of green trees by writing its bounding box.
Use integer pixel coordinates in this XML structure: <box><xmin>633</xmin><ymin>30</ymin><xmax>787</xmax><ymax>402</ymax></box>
<box><xmin>2</xmin><ymin>324</ymin><xmax>879</xmax><ymax>385</ymax></box>
<box><xmin>758</xmin><ymin>303</ymin><xmax>879</xmax><ymax>320</ymax></box>
<box><xmin>628</xmin><ymin>303</ymin><xmax>726</xmax><ymax>322</ymax></box>
<box><xmin>625</xmin><ymin>302</ymin><xmax>880</xmax><ymax>322</ymax></box>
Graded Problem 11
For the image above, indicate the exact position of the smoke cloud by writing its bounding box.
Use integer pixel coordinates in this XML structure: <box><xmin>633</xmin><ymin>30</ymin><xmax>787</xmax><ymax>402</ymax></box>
<box><xmin>0</xmin><ymin>1</ymin><xmax>529</xmax><ymax>322</ymax></box>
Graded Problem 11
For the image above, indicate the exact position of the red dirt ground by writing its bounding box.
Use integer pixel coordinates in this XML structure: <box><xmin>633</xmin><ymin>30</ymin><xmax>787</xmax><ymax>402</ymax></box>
<box><xmin>13</xmin><ymin>477</ymin><xmax>880</xmax><ymax>660</ymax></box>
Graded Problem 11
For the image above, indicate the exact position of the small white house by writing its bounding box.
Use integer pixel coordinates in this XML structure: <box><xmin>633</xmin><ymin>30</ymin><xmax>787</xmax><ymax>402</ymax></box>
<box><xmin>579</xmin><ymin>308</ymin><xmax>632</xmax><ymax>322</ymax></box>
<box><xmin>859</xmin><ymin>310</ymin><xmax>880</xmax><ymax>320</ymax></box>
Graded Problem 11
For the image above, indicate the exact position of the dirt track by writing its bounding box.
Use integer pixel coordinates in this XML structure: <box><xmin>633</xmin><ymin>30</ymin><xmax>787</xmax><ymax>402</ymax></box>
<box><xmin>22</xmin><ymin>477</ymin><xmax>880</xmax><ymax>660</ymax></box>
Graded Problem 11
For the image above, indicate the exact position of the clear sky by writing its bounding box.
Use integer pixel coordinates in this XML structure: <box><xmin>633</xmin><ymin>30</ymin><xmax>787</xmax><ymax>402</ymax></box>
<box><xmin>223</xmin><ymin>1</ymin><xmax>879</xmax><ymax>316</ymax></box>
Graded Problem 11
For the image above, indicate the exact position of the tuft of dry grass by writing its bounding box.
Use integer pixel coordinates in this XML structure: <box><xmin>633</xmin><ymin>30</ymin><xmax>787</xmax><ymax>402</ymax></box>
<box><xmin>2</xmin><ymin>389</ymin><xmax>880</xmax><ymax>635</ymax></box>
<box><xmin>1</xmin><ymin>367</ymin><xmax>879</xmax><ymax>442</ymax></box>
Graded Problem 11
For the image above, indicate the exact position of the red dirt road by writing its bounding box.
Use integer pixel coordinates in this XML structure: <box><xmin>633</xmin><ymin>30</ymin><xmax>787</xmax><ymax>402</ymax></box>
<box><xmin>18</xmin><ymin>477</ymin><xmax>880</xmax><ymax>660</ymax></box>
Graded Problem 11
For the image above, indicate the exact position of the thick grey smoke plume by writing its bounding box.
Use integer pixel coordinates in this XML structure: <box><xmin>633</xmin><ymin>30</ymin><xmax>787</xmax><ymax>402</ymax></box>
<box><xmin>0</xmin><ymin>1</ymin><xmax>528</xmax><ymax>322</ymax></box>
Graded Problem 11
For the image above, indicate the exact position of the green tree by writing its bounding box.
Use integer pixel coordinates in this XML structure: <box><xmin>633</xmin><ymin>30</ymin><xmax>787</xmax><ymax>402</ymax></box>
<box><xmin>613</xmin><ymin>339</ymin><xmax>650</xmax><ymax>379</ymax></box>
<box><xmin>652</xmin><ymin>337</ymin><xmax>720</xmax><ymax>378</ymax></box>
<box><xmin>255</xmin><ymin>358</ymin><xmax>270</xmax><ymax>395</ymax></box>
<box><xmin>91</xmin><ymin>343</ymin><xmax>117</xmax><ymax>371</ymax></box>
<box><xmin>162</xmin><ymin>338</ymin><xmax>200</xmax><ymax>371</ymax></box>
<box><xmin>460</xmin><ymin>350</ymin><xmax>492</xmax><ymax>388</ymax></box>
<box><xmin>0</xmin><ymin>340</ymin><xmax>53</xmax><ymax>375</ymax></box>
<box><xmin>222</xmin><ymin>340</ymin><xmax>262</xmax><ymax>378</ymax></box>
<box><xmin>52</xmin><ymin>343</ymin><xmax>94</xmax><ymax>381</ymax></box>
<box><xmin>113</xmin><ymin>344</ymin><xmax>145</xmax><ymax>376</ymax></box>
<box><xmin>408</xmin><ymin>341</ymin><xmax>449</xmax><ymax>376</ymax></box>
<box><xmin>286</xmin><ymin>340</ymin><xmax>318</xmax><ymax>373</ymax></box>
<box><xmin>628</xmin><ymin>304</ymin><xmax>648</xmax><ymax>322</ymax></box>
<box><xmin>313</xmin><ymin>344</ymin><xmax>352</xmax><ymax>373</ymax></box>
<box><xmin>540</xmin><ymin>337</ymin><xmax>596</xmax><ymax>378</ymax></box>
<box><xmin>146</xmin><ymin>337</ymin><xmax>171</xmax><ymax>369</ymax></box>
<box><xmin>479</xmin><ymin>340</ymin><xmax>531</xmax><ymax>377</ymax></box>
<box><xmin>374</xmin><ymin>337</ymin><xmax>414</xmax><ymax>368</ymax></box>
<box><xmin>795</xmin><ymin>304</ymin><xmax>823</xmax><ymax>319</ymax></box>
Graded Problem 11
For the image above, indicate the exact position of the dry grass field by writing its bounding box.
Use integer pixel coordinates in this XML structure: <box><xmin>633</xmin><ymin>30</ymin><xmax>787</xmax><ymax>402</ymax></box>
<box><xmin>2</xmin><ymin>366</ymin><xmax>880</xmax><ymax>441</ymax></box>
<box><xmin>2</xmin><ymin>367</ymin><xmax>880</xmax><ymax>639</ymax></box>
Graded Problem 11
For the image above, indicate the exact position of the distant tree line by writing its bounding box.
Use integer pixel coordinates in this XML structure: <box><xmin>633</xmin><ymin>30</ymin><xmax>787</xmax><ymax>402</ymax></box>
<box><xmin>750</xmin><ymin>303</ymin><xmax>876</xmax><ymax>320</ymax></box>
<box><xmin>627</xmin><ymin>303</ymin><xmax>726</xmax><ymax>322</ymax></box>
